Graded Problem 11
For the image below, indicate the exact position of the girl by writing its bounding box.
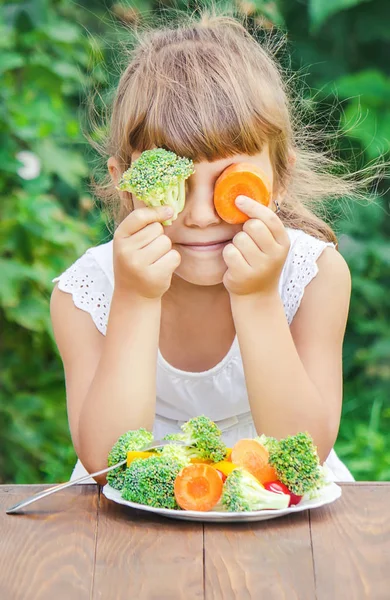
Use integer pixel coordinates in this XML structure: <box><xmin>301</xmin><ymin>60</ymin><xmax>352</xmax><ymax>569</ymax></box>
<box><xmin>51</xmin><ymin>11</ymin><xmax>357</xmax><ymax>485</ymax></box>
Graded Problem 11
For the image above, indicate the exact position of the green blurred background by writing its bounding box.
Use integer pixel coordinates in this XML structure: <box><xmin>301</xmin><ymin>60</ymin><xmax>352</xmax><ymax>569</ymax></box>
<box><xmin>1</xmin><ymin>0</ymin><xmax>389</xmax><ymax>484</ymax></box>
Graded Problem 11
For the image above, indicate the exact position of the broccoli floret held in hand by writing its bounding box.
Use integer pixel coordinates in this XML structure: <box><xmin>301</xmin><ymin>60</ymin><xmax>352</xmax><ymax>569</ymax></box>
<box><xmin>267</xmin><ymin>431</ymin><xmax>326</xmax><ymax>496</ymax></box>
<box><xmin>221</xmin><ymin>468</ymin><xmax>290</xmax><ymax>512</ymax></box>
<box><xmin>163</xmin><ymin>415</ymin><xmax>227</xmax><ymax>463</ymax></box>
<box><xmin>106</xmin><ymin>428</ymin><xmax>154</xmax><ymax>491</ymax></box>
<box><xmin>116</xmin><ymin>148</ymin><xmax>195</xmax><ymax>225</ymax></box>
<box><xmin>121</xmin><ymin>456</ymin><xmax>183</xmax><ymax>509</ymax></box>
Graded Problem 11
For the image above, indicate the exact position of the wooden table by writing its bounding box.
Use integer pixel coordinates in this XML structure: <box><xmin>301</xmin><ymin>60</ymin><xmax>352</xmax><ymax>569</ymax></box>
<box><xmin>1</xmin><ymin>483</ymin><xmax>389</xmax><ymax>599</ymax></box>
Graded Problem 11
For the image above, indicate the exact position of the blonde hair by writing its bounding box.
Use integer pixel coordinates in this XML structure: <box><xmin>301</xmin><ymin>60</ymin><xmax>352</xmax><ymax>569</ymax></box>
<box><xmin>89</xmin><ymin>6</ymin><xmax>379</xmax><ymax>244</ymax></box>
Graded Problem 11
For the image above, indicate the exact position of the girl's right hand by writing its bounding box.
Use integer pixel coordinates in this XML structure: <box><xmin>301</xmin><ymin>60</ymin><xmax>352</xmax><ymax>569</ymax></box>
<box><xmin>113</xmin><ymin>205</ymin><xmax>181</xmax><ymax>300</ymax></box>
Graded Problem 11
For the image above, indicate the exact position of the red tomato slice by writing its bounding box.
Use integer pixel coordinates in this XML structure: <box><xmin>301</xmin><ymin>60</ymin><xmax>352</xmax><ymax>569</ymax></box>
<box><xmin>215</xmin><ymin>470</ymin><xmax>227</xmax><ymax>483</ymax></box>
<box><xmin>263</xmin><ymin>481</ymin><xmax>303</xmax><ymax>507</ymax></box>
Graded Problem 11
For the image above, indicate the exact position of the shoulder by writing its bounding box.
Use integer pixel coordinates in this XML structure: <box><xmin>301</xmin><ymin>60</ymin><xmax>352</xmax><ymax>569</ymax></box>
<box><xmin>289</xmin><ymin>237</ymin><xmax>351</xmax><ymax>334</ymax></box>
<box><xmin>51</xmin><ymin>239</ymin><xmax>114</xmax><ymax>336</ymax></box>
<box><xmin>315</xmin><ymin>243</ymin><xmax>351</xmax><ymax>287</ymax></box>
<box><xmin>302</xmin><ymin>243</ymin><xmax>351</xmax><ymax>318</ymax></box>
<box><xmin>50</xmin><ymin>281</ymin><xmax>104</xmax><ymax>362</ymax></box>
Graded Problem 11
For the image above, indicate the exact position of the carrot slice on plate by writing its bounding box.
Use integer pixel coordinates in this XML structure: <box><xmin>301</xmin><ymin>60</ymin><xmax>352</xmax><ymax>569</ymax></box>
<box><xmin>231</xmin><ymin>439</ymin><xmax>270</xmax><ymax>482</ymax></box>
<box><xmin>213</xmin><ymin>163</ymin><xmax>271</xmax><ymax>224</ymax></box>
<box><xmin>255</xmin><ymin>463</ymin><xmax>279</xmax><ymax>485</ymax></box>
<box><xmin>174</xmin><ymin>464</ymin><xmax>223</xmax><ymax>511</ymax></box>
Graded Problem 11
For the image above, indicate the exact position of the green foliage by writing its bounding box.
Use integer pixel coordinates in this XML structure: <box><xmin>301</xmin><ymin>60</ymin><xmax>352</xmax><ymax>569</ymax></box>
<box><xmin>0</xmin><ymin>0</ymin><xmax>107</xmax><ymax>483</ymax></box>
<box><xmin>1</xmin><ymin>0</ymin><xmax>389</xmax><ymax>484</ymax></box>
<box><xmin>279</xmin><ymin>0</ymin><xmax>390</xmax><ymax>481</ymax></box>
<box><xmin>308</xmin><ymin>0</ymin><xmax>373</xmax><ymax>32</ymax></box>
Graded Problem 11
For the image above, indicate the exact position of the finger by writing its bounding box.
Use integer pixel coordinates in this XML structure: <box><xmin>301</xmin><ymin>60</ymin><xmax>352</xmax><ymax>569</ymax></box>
<box><xmin>241</xmin><ymin>219</ymin><xmax>276</xmax><ymax>255</ymax></box>
<box><xmin>137</xmin><ymin>234</ymin><xmax>173</xmax><ymax>264</ymax></box>
<box><xmin>129</xmin><ymin>221</ymin><xmax>164</xmax><ymax>249</ymax></box>
<box><xmin>115</xmin><ymin>205</ymin><xmax>173</xmax><ymax>238</ymax></box>
<box><xmin>149</xmin><ymin>248</ymin><xmax>181</xmax><ymax>274</ymax></box>
<box><xmin>222</xmin><ymin>242</ymin><xmax>252</xmax><ymax>275</ymax></box>
<box><xmin>231</xmin><ymin>231</ymin><xmax>260</xmax><ymax>265</ymax></box>
<box><xmin>235</xmin><ymin>196</ymin><xmax>288</xmax><ymax>246</ymax></box>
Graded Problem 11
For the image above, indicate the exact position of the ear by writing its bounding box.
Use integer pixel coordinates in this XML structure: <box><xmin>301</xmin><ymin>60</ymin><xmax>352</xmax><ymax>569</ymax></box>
<box><xmin>107</xmin><ymin>156</ymin><xmax>122</xmax><ymax>186</ymax></box>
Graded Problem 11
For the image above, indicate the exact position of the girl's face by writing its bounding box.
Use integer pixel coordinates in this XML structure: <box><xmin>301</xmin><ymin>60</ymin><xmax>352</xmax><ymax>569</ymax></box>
<box><xmin>130</xmin><ymin>145</ymin><xmax>275</xmax><ymax>288</ymax></box>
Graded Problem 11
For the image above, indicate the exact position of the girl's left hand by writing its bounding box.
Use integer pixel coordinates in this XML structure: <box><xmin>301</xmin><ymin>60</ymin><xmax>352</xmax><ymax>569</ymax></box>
<box><xmin>222</xmin><ymin>195</ymin><xmax>291</xmax><ymax>297</ymax></box>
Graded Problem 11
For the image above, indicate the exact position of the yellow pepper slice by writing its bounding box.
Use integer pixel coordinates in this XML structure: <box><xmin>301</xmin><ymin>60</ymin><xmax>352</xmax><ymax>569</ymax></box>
<box><xmin>212</xmin><ymin>460</ymin><xmax>238</xmax><ymax>477</ymax></box>
<box><xmin>126</xmin><ymin>450</ymin><xmax>154</xmax><ymax>467</ymax></box>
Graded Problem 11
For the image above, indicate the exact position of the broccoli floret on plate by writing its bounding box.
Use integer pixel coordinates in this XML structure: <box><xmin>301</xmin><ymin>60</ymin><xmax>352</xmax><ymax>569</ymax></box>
<box><xmin>267</xmin><ymin>431</ymin><xmax>326</xmax><ymax>496</ymax></box>
<box><xmin>159</xmin><ymin>443</ymin><xmax>191</xmax><ymax>468</ymax></box>
<box><xmin>255</xmin><ymin>433</ymin><xmax>279</xmax><ymax>455</ymax></box>
<box><xmin>221</xmin><ymin>468</ymin><xmax>290</xmax><ymax>512</ymax></box>
<box><xmin>121</xmin><ymin>456</ymin><xmax>183</xmax><ymax>509</ymax></box>
<box><xmin>117</xmin><ymin>148</ymin><xmax>195</xmax><ymax>225</ymax></box>
<box><xmin>163</xmin><ymin>416</ymin><xmax>227</xmax><ymax>463</ymax></box>
<box><xmin>107</xmin><ymin>428</ymin><xmax>153</xmax><ymax>491</ymax></box>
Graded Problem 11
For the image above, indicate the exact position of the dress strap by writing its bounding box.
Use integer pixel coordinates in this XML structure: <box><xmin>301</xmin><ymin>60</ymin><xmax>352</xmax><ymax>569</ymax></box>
<box><xmin>282</xmin><ymin>231</ymin><xmax>335</xmax><ymax>324</ymax></box>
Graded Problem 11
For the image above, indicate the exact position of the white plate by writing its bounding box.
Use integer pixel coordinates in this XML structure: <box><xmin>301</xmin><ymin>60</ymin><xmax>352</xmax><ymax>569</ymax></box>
<box><xmin>102</xmin><ymin>481</ymin><xmax>342</xmax><ymax>522</ymax></box>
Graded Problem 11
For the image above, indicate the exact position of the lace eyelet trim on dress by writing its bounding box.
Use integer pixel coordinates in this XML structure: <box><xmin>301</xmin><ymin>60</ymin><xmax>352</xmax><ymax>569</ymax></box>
<box><xmin>52</xmin><ymin>253</ymin><xmax>112</xmax><ymax>336</ymax></box>
<box><xmin>282</xmin><ymin>234</ymin><xmax>335</xmax><ymax>325</ymax></box>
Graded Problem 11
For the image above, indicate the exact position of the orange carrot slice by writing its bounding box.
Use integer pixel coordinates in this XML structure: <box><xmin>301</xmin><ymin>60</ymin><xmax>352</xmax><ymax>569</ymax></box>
<box><xmin>213</xmin><ymin>163</ymin><xmax>271</xmax><ymax>224</ymax></box>
<box><xmin>231</xmin><ymin>439</ymin><xmax>270</xmax><ymax>481</ymax></box>
<box><xmin>255</xmin><ymin>464</ymin><xmax>279</xmax><ymax>485</ymax></box>
<box><xmin>174</xmin><ymin>464</ymin><xmax>223</xmax><ymax>512</ymax></box>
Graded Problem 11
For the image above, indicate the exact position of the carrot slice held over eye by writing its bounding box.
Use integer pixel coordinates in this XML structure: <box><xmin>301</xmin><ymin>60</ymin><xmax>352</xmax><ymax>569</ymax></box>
<box><xmin>231</xmin><ymin>439</ymin><xmax>270</xmax><ymax>482</ymax></box>
<box><xmin>213</xmin><ymin>163</ymin><xmax>272</xmax><ymax>224</ymax></box>
<box><xmin>174</xmin><ymin>464</ymin><xmax>223</xmax><ymax>511</ymax></box>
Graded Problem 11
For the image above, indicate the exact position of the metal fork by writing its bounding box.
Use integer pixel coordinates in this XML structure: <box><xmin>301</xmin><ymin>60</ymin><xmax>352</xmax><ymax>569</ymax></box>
<box><xmin>5</xmin><ymin>439</ymin><xmax>185</xmax><ymax>514</ymax></box>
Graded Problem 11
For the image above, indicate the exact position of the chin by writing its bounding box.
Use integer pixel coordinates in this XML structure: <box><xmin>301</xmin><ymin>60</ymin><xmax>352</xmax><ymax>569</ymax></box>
<box><xmin>173</xmin><ymin>263</ymin><xmax>226</xmax><ymax>287</ymax></box>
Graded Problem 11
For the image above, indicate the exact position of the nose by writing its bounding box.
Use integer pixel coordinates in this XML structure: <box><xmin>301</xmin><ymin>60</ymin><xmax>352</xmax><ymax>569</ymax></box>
<box><xmin>182</xmin><ymin>185</ymin><xmax>222</xmax><ymax>228</ymax></box>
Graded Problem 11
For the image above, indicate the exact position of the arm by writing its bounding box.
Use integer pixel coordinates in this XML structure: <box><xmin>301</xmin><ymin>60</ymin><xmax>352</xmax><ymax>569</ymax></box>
<box><xmin>230</xmin><ymin>247</ymin><xmax>351</xmax><ymax>463</ymax></box>
<box><xmin>50</xmin><ymin>285</ymin><xmax>161</xmax><ymax>484</ymax></box>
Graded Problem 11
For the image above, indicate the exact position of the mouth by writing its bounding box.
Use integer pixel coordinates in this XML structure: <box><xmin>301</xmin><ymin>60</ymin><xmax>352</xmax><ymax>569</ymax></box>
<box><xmin>178</xmin><ymin>240</ymin><xmax>232</xmax><ymax>252</ymax></box>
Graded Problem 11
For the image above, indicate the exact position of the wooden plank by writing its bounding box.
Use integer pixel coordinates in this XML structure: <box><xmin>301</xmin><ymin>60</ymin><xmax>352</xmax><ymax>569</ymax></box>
<box><xmin>310</xmin><ymin>483</ymin><xmax>390</xmax><ymax>599</ymax></box>
<box><xmin>204</xmin><ymin>511</ymin><xmax>316</xmax><ymax>600</ymax></box>
<box><xmin>93</xmin><ymin>494</ymin><xmax>204</xmax><ymax>600</ymax></box>
<box><xmin>0</xmin><ymin>484</ymin><xmax>99</xmax><ymax>600</ymax></box>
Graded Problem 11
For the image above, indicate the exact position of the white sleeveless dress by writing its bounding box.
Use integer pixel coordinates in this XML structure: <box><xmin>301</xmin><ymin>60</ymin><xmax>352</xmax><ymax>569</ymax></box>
<box><xmin>53</xmin><ymin>227</ymin><xmax>355</xmax><ymax>483</ymax></box>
